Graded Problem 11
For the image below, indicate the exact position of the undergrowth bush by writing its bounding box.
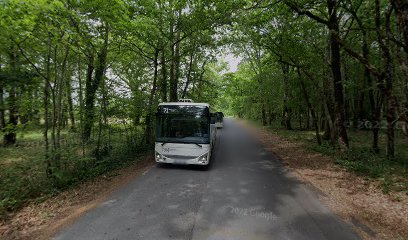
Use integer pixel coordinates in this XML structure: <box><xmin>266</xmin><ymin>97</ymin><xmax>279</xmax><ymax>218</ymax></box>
<box><xmin>0</xmin><ymin>126</ymin><xmax>150</xmax><ymax>219</ymax></box>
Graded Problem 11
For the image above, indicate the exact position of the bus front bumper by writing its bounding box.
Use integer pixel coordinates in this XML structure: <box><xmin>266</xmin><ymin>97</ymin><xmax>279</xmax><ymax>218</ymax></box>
<box><xmin>155</xmin><ymin>152</ymin><xmax>210</xmax><ymax>165</ymax></box>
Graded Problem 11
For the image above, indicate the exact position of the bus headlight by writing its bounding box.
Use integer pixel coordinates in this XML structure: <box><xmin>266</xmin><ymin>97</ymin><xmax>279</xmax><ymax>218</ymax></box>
<box><xmin>199</xmin><ymin>153</ymin><xmax>208</xmax><ymax>162</ymax></box>
<box><xmin>155</xmin><ymin>151</ymin><xmax>163</xmax><ymax>161</ymax></box>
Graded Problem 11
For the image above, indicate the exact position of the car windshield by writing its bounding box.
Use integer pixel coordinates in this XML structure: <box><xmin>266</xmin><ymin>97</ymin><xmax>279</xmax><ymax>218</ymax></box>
<box><xmin>156</xmin><ymin>105</ymin><xmax>210</xmax><ymax>144</ymax></box>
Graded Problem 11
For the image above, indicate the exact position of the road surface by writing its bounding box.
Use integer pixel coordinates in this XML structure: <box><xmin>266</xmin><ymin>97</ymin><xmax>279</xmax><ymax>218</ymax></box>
<box><xmin>54</xmin><ymin>119</ymin><xmax>359</xmax><ymax>240</ymax></box>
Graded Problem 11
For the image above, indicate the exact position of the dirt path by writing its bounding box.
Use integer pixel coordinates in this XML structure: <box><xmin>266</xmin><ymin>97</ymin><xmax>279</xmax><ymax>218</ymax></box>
<box><xmin>0</xmin><ymin>155</ymin><xmax>155</xmax><ymax>240</ymax></box>
<box><xmin>240</xmin><ymin>120</ymin><xmax>408</xmax><ymax>240</ymax></box>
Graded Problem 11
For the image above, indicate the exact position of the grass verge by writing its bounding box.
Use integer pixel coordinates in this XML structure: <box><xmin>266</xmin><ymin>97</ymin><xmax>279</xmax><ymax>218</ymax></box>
<box><xmin>265</xmin><ymin>123</ymin><xmax>407</xmax><ymax>194</ymax></box>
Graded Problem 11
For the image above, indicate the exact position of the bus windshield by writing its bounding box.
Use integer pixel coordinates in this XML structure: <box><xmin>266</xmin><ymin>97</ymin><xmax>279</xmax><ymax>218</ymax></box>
<box><xmin>156</xmin><ymin>105</ymin><xmax>210</xmax><ymax>144</ymax></box>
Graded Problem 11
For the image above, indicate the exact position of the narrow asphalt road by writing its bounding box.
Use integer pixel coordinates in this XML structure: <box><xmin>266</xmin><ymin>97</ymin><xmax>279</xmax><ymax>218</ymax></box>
<box><xmin>54</xmin><ymin>119</ymin><xmax>359</xmax><ymax>240</ymax></box>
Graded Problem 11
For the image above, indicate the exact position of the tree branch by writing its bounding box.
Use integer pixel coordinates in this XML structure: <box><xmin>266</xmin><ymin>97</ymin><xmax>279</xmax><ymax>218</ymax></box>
<box><xmin>283</xmin><ymin>0</ymin><xmax>330</xmax><ymax>25</ymax></box>
<box><xmin>331</xmin><ymin>30</ymin><xmax>381</xmax><ymax>78</ymax></box>
<box><xmin>15</xmin><ymin>40</ymin><xmax>49</xmax><ymax>81</ymax></box>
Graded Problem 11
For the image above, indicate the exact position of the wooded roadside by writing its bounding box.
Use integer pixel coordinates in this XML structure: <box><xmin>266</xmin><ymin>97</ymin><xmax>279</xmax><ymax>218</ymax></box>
<box><xmin>241</xmin><ymin>120</ymin><xmax>407</xmax><ymax>240</ymax></box>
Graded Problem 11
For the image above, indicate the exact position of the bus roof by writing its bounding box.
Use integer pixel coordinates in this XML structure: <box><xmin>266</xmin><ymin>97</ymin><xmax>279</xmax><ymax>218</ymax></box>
<box><xmin>159</xmin><ymin>102</ymin><xmax>210</xmax><ymax>107</ymax></box>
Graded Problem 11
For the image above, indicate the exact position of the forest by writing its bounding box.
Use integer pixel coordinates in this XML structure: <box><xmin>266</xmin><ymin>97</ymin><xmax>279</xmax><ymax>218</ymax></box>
<box><xmin>0</xmin><ymin>0</ymin><xmax>407</xmax><ymax>218</ymax></box>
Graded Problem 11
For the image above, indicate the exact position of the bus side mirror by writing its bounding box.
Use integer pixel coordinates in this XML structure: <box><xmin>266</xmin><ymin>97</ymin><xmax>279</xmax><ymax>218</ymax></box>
<box><xmin>211</xmin><ymin>116</ymin><xmax>216</xmax><ymax>124</ymax></box>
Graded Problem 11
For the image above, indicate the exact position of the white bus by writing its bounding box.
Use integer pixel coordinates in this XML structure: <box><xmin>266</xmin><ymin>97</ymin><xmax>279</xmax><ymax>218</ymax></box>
<box><xmin>154</xmin><ymin>102</ymin><xmax>216</xmax><ymax>165</ymax></box>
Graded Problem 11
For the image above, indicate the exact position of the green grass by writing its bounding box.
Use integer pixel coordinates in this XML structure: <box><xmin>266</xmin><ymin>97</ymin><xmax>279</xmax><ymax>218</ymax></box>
<box><xmin>0</xmin><ymin>126</ymin><xmax>149</xmax><ymax>219</ymax></box>
<box><xmin>264</xmin><ymin>122</ymin><xmax>408</xmax><ymax>194</ymax></box>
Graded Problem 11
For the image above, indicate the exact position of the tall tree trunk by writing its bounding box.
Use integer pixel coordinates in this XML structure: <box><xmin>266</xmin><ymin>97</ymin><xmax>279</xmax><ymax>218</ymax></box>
<box><xmin>83</xmin><ymin>26</ymin><xmax>109</xmax><ymax>141</ymax></box>
<box><xmin>77</xmin><ymin>56</ymin><xmax>85</xmax><ymax>156</ymax></box>
<box><xmin>0</xmin><ymin>57</ymin><xmax>4</xmax><ymax>131</ymax></box>
<box><xmin>169</xmin><ymin>51</ymin><xmax>177</xmax><ymax>101</ymax></box>
<box><xmin>174</xmin><ymin>31</ymin><xmax>181</xmax><ymax>100</ymax></box>
<box><xmin>0</xmin><ymin>85</ymin><xmax>4</xmax><ymax>131</ymax></box>
<box><xmin>55</xmin><ymin>45</ymin><xmax>70</xmax><ymax>165</ymax></box>
<box><xmin>362</xmin><ymin>31</ymin><xmax>382</xmax><ymax>152</ymax></box>
<box><xmin>0</xmin><ymin>56</ymin><xmax>3</xmax><ymax>131</ymax></box>
<box><xmin>362</xmin><ymin>31</ymin><xmax>373</xmax><ymax>119</ymax></box>
<box><xmin>50</xmin><ymin>45</ymin><xmax>58</xmax><ymax>159</ymax></box>
<box><xmin>66</xmin><ymin>72</ymin><xmax>75</xmax><ymax>131</ymax></box>
<box><xmin>327</xmin><ymin>0</ymin><xmax>349</xmax><ymax>150</ymax></box>
<box><xmin>83</xmin><ymin>60</ymin><xmax>95</xmax><ymax>142</ymax></box>
<box><xmin>160</xmin><ymin>49</ymin><xmax>167</xmax><ymax>102</ymax></box>
<box><xmin>96</xmin><ymin>78</ymin><xmax>109</xmax><ymax>161</ymax></box>
<box><xmin>169</xmin><ymin>16</ymin><xmax>177</xmax><ymax>102</ymax></box>
<box><xmin>321</xmin><ymin>40</ymin><xmax>337</xmax><ymax>146</ymax></box>
<box><xmin>376</xmin><ymin>0</ymin><xmax>396</xmax><ymax>157</ymax></box>
<box><xmin>182</xmin><ymin>49</ymin><xmax>195</xmax><ymax>98</ymax></box>
<box><xmin>145</xmin><ymin>49</ymin><xmax>160</xmax><ymax>145</ymax></box>
<box><xmin>4</xmin><ymin>38</ymin><xmax>18</xmax><ymax>145</ymax></box>
<box><xmin>45</xmin><ymin>32</ymin><xmax>52</xmax><ymax>176</ymax></box>
<box><xmin>281</xmin><ymin>62</ymin><xmax>292</xmax><ymax>130</ymax></box>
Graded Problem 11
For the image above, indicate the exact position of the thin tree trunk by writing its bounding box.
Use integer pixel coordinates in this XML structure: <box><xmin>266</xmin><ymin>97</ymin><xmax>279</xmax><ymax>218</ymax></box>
<box><xmin>78</xmin><ymin>56</ymin><xmax>85</xmax><ymax>156</ymax></box>
<box><xmin>363</xmin><ymin>31</ymin><xmax>374</xmax><ymax>120</ymax></box>
<box><xmin>281</xmin><ymin>62</ymin><xmax>292</xmax><ymax>130</ymax></box>
<box><xmin>55</xmin><ymin>45</ymin><xmax>70</xmax><ymax>165</ymax></box>
<box><xmin>50</xmin><ymin>44</ymin><xmax>58</xmax><ymax>161</ymax></box>
<box><xmin>96</xmin><ymin>78</ymin><xmax>108</xmax><ymax>161</ymax></box>
<box><xmin>0</xmin><ymin>56</ymin><xmax>4</xmax><ymax>130</ymax></box>
<box><xmin>375</xmin><ymin>0</ymin><xmax>396</xmax><ymax>157</ymax></box>
<box><xmin>160</xmin><ymin>49</ymin><xmax>167</xmax><ymax>102</ymax></box>
<box><xmin>298</xmin><ymin>70</ymin><xmax>322</xmax><ymax>145</ymax></box>
<box><xmin>45</xmin><ymin>32</ymin><xmax>52</xmax><ymax>176</ymax></box>
<box><xmin>66</xmin><ymin>71</ymin><xmax>75</xmax><ymax>131</ymax></box>
<box><xmin>32</xmin><ymin>89</ymin><xmax>41</xmax><ymax>125</ymax></box>
<box><xmin>145</xmin><ymin>49</ymin><xmax>160</xmax><ymax>144</ymax></box>
<box><xmin>182</xmin><ymin>49</ymin><xmax>195</xmax><ymax>98</ymax></box>
<box><xmin>363</xmin><ymin>31</ymin><xmax>382</xmax><ymax>152</ymax></box>
<box><xmin>0</xmin><ymin>85</ymin><xmax>4</xmax><ymax>131</ymax></box>
<box><xmin>4</xmin><ymin>38</ymin><xmax>18</xmax><ymax>145</ymax></box>
<box><xmin>169</xmin><ymin>47</ymin><xmax>177</xmax><ymax>101</ymax></box>
<box><xmin>169</xmin><ymin>16</ymin><xmax>177</xmax><ymax>102</ymax></box>
<box><xmin>173</xmin><ymin>31</ymin><xmax>181</xmax><ymax>101</ymax></box>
